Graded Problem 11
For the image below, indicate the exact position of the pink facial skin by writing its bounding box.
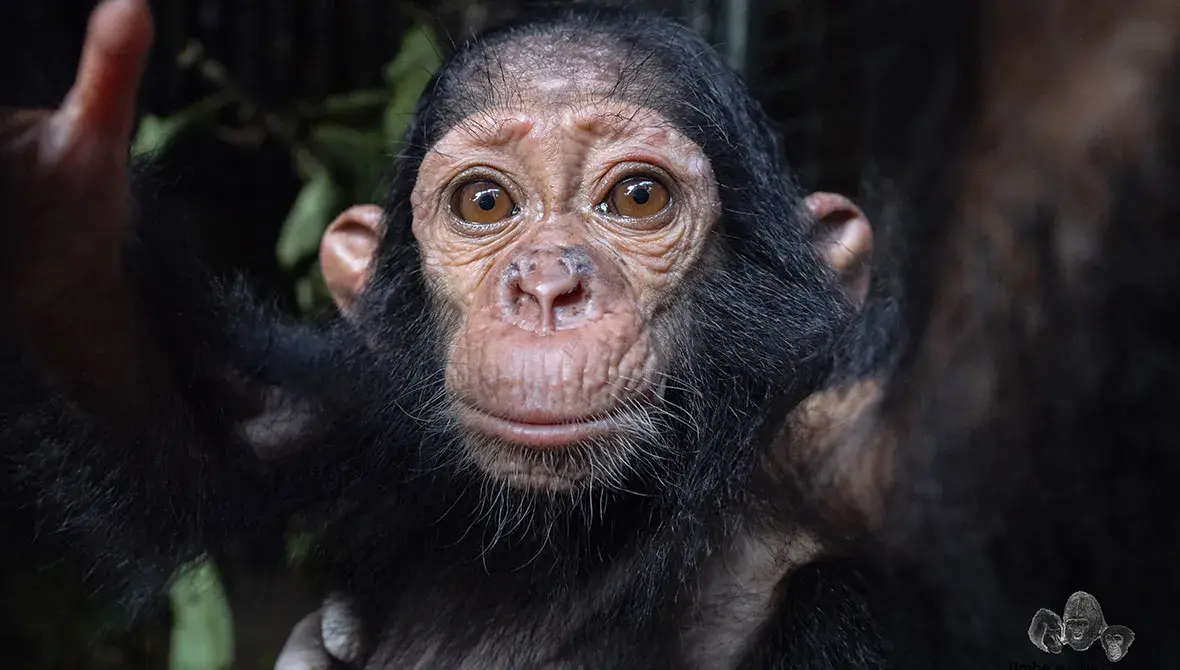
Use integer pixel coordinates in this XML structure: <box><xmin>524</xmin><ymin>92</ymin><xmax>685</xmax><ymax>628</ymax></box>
<box><xmin>411</xmin><ymin>101</ymin><xmax>719</xmax><ymax>464</ymax></box>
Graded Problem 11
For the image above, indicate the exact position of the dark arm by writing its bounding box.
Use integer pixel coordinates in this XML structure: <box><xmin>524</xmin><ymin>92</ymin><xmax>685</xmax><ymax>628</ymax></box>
<box><xmin>0</xmin><ymin>0</ymin><xmax>351</xmax><ymax>606</ymax></box>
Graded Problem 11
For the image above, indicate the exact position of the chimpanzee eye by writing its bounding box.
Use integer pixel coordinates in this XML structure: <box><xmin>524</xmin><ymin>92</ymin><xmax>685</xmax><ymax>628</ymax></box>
<box><xmin>452</xmin><ymin>180</ymin><xmax>517</xmax><ymax>224</ymax></box>
<box><xmin>603</xmin><ymin>177</ymin><xmax>670</xmax><ymax>219</ymax></box>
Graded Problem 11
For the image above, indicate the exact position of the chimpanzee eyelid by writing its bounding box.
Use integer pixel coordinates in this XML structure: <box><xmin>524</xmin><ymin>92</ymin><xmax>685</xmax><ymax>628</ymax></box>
<box><xmin>443</xmin><ymin>165</ymin><xmax>527</xmax><ymax>206</ymax></box>
<box><xmin>594</xmin><ymin>160</ymin><xmax>674</xmax><ymax>189</ymax></box>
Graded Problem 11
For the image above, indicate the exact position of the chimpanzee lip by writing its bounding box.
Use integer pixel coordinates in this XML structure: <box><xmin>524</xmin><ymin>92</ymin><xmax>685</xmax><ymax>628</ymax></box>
<box><xmin>457</xmin><ymin>404</ymin><xmax>618</xmax><ymax>450</ymax></box>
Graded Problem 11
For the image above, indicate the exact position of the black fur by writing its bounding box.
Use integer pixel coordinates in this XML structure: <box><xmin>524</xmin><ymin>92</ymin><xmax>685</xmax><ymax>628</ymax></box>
<box><xmin>837</xmin><ymin>2</ymin><xmax>1180</xmax><ymax>669</ymax></box>
<box><xmin>310</xmin><ymin>8</ymin><xmax>867</xmax><ymax>665</ymax></box>
<box><xmin>3</xmin><ymin>6</ymin><xmax>879</xmax><ymax>669</ymax></box>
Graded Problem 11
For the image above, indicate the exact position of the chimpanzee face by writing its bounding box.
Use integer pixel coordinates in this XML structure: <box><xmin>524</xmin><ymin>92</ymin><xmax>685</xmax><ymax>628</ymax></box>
<box><xmin>407</xmin><ymin>95</ymin><xmax>719</xmax><ymax>491</ymax></box>
<box><xmin>319</xmin><ymin>24</ymin><xmax>869</xmax><ymax>495</ymax></box>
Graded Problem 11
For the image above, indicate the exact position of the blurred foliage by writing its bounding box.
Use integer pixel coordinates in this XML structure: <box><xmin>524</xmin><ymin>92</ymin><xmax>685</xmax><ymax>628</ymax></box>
<box><xmin>135</xmin><ymin>25</ymin><xmax>442</xmax><ymax>316</ymax></box>
<box><xmin>282</xmin><ymin>26</ymin><xmax>442</xmax><ymax>312</ymax></box>
<box><xmin>124</xmin><ymin>24</ymin><xmax>443</xmax><ymax>670</ymax></box>
<box><xmin>168</xmin><ymin>561</ymin><xmax>235</xmax><ymax>670</ymax></box>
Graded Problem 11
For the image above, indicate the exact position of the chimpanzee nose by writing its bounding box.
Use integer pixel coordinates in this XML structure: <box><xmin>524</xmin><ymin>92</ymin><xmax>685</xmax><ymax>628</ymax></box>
<box><xmin>500</xmin><ymin>247</ymin><xmax>595</xmax><ymax>332</ymax></box>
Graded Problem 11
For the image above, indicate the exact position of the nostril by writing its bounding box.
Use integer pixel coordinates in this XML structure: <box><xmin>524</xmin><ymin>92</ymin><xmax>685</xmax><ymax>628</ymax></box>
<box><xmin>507</xmin><ymin>278</ymin><xmax>528</xmax><ymax>306</ymax></box>
<box><xmin>500</xmin><ymin>249</ymin><xmax>599</xmax><ymax>331</ymax></box>
<box><xmin>508</xmin><ymin>276</ymin><xmax>590</xmax><ymax>332</ymax></box>
<box><xmin>551</xmin><ymin>283</ymin><xmax>585</xmax><ymax>311</ymax></box>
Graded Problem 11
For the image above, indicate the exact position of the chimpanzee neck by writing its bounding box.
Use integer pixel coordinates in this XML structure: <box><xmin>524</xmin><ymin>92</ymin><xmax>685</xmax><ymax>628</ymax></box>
<box><xmin>411</xmin><ymin>472</ymin><xmax>688</xmax><ymax>579</ymax></box>
<box><xmin>350</xmin><ymin>479</ymin><xmax>768</xmax><ymax>668</ymax></box>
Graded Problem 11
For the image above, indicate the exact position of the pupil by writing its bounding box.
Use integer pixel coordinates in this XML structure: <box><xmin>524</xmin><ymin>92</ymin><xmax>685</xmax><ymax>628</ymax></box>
<box><xmin>632</xmin><ymin>187</ymin><xmax>650</xmax><ymax>205</ymax></box>
<box><xmin>477</xmin><ymin>192</ymin><xmax>497</xmax><ymax>211</ymax></box>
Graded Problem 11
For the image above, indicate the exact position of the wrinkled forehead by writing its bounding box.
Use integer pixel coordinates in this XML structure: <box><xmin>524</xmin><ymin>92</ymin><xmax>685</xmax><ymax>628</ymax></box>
<box><xmin>480</xmin><ymin>34</ymin><xmax>629</xmax><ymax>94</ymax></box>
<box><xmin>429</xmin><ymin>103</ymin><xmax>689</xmax><ymax>155</ymax></box>
<box><xmin>425</xmin><ymin>31</ymin><xmax>689</xmax><ymax>145</ymax></box>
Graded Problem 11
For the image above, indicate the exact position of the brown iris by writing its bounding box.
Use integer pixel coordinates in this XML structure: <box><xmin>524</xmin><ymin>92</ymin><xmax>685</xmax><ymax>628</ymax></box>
<box><xmin>453</xmin><ymin>181</ymin><xmax>516</xmax><ymax>224</ymax></box>
<box><xmin>606</xmin><ymin>177</ymin><xmax>670</xmax><ymax>219</ymax></box>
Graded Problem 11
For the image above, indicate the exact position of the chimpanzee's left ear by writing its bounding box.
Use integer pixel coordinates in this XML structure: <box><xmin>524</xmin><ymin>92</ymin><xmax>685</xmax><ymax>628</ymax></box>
<box><xmin>320</xmin><ymin>204</ymin><xmax>383</xmax><ymax>315</ymax></box>
<box><xmin>805</xmin><ymin>192</ymin><xmax>873</xmax><ymax>306</ymax></box>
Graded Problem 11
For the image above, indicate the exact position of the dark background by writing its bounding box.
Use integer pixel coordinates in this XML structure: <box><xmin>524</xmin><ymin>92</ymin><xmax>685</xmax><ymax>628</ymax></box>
<box><xmin>0</xmin><ymin>1</ymin><xmax>895</xmax><ymax>668</ymax></box>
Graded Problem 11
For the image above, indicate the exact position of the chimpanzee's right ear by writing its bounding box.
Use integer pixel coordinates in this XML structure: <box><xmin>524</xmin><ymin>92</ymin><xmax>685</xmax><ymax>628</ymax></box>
<box><xmin>320</xmin><ymin>204</ymin><xmax>383</xmax><ymax>315</ymax></box>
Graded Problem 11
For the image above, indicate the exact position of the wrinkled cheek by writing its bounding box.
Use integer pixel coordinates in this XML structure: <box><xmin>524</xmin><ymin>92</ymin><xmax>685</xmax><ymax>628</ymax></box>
<box><xmin>419</xmin><ymin>258</ymin><xmax>478</xmax><ymax>308</ymax></box>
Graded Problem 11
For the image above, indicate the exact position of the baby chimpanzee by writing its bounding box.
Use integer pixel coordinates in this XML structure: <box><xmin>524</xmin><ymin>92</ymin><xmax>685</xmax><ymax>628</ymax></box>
<box><xmin>1</xmin><ymin>1</ymin><xmax>885</xmax><ymax>667</ymax></box>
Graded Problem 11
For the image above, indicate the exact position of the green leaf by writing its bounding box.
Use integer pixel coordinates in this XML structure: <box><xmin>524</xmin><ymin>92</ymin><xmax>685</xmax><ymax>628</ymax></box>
<box><xmin>168</xmin><ymin>558</ymin><xmax>234</xmax><ymax>670</ymax></box>
<box><xmin>276</xmin><ymin>168</ymin><xmax>342</xmax><ymax>270</ymax></box>
<box><xmin>307</xmin><ymin>125</ymin><xmax>389</xmax><ymax>203</ymax></box>
<box><xmin>285</xmin><ymin>529</ymin><xmax>318</xmax><ymax>568</ymax></box>
<box><xmin>382</xmin><ymin>26</ymin><xmax>443</xmax><ymax>144</ymax></box>
<box><xmin>383</xmin><ymin>26</ymin><xmax>443</xmax><ymax>84</ymax></box>
<box><xmin>294</xmin><ymin>264</ymin><xmax>335</xmax><ymax>316</ymax></box>
<box><xmin>317</xmin><ymin>88</ymin><xmax>393</xmax><ymax>124</ymax></box>
<box><xmin>382</xmin><ymin>83</ymin><xmax>422</xmax><ymax>148</ymax></box>
<box><xmin>132</xmin><ymin>92</ymin><xmax>234</xmax><ymax>158</ymax></box>
<box><xmin>132</xmin><ymin>115</ymin><xmax>181</xmax><ymax>158</ymax></box>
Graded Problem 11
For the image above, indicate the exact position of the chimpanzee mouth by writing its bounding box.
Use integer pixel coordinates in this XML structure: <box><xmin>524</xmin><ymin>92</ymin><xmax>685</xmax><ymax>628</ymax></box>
<box><xmin>453</xmin><ymin>384</ymin><xmax>671</xmax><ymax>492</ymax></box>
<box><xmin>457</xmin><ymin>405</ymin><xmax>621</xmax><ymax>450</ymax></box>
